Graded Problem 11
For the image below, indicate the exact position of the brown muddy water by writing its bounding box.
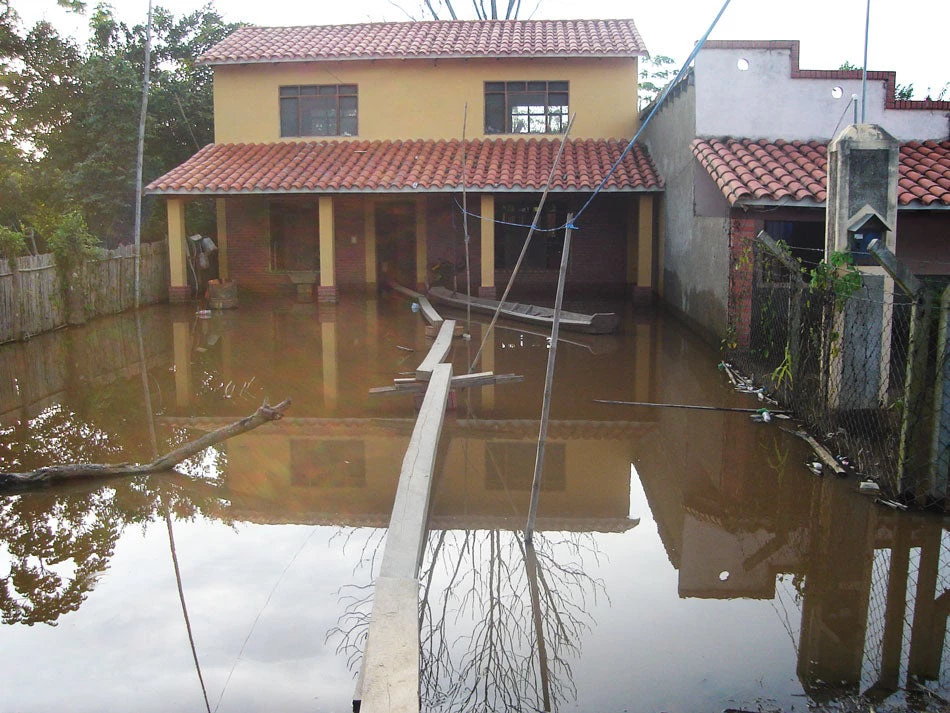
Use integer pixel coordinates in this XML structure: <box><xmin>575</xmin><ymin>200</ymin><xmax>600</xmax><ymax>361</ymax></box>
<box><xmin>0</xmin><ymin>292</ymin><xmax>947</xmax><ymax>713</ymax></box>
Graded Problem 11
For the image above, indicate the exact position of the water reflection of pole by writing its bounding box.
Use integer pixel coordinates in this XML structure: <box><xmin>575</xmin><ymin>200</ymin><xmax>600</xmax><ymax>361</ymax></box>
<box><xmin>136</xmin><ymin>310</ymin><xmax>211</xmax><ymax>713</ymax></box>
<box><xmin>525</xmin><ymin>217</ymin><xmax>574</xmax><ymax>545</ymax></box>
<box><xmin>523</xmin><ymin>539</ymin><xmax>552</xmax><ymax>713</ymax></box>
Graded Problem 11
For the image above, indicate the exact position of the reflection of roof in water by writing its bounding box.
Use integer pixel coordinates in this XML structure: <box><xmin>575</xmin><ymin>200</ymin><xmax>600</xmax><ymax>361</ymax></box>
<box><xmin>223</xmin><ymin>507</ymin><xmax>640</xmax><ymax>533</ymax></box>
<box><xmin>158</xmin><ymin>417</ymin><xmax>658</xmax><ymax>440</ymax></box>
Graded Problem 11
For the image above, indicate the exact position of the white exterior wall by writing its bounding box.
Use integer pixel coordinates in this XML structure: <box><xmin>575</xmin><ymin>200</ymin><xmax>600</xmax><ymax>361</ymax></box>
<box><xmin>694</xmin><ymin>46</ymin><xmax>949</xmax><ymax>142</ymax></box>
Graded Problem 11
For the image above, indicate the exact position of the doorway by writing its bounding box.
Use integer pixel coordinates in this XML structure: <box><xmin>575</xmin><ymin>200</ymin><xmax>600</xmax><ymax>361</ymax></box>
<box><xmin>375</xmin><ymin>201</ymin><xmax>417</xmax><ymax>288</ymax></box>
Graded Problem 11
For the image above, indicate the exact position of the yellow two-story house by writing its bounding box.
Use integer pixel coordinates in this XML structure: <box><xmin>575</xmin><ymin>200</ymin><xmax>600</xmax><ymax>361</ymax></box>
<box><xmin>147</xmin><ymin>18</ymin><xmax>663</xmax><ymax>302</ymax></box>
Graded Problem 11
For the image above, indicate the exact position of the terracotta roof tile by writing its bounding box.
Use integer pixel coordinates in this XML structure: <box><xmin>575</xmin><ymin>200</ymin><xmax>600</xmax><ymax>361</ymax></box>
<box><xmin>146</xmin><ymin>138</ymin><xmax>663</xmax><ymax>195</ymax></box>
<box><xmin>691</xmin><ymin>138</ymin><xmax>950</xmax><ymax>208</ymax></box>
<box><xmin>199</xmin><ymin>19</ymin><xmax>647</xmax><ymax>64</ymax></box>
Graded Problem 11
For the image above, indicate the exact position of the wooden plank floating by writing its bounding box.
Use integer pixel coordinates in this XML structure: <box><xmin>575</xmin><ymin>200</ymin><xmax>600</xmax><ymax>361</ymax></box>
<box><xmin>357</xmin><ymin>363</ymin><xmax>452</xmax><ymax>713</ymax></box>
<box><xmin>388</xmin><ymin>281</ymin><xmax>443</xmax><ymax>327</ymax></box>
<box><xmin>369</xmin><ymin>371</ymin><xmax>524</xmax><ymax>395</ymax></box>
<box><xmin>415</xmin><ymin>319</ymin><xmax>455</xmax><ymax>381</ymax></box>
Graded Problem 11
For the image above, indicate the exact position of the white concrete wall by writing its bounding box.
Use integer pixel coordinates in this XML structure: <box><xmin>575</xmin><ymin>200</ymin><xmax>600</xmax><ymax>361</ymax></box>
<box><xmin>694</xmin><ymin>46</ymin><xmax>949</xmax><ymax>142</ymax></box>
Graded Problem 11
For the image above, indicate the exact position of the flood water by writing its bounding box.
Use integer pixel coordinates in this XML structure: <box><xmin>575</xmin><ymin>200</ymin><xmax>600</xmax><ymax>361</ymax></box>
<box><xmin>0</xmin><ymin>292</ymin><xmax>947</xmax><ymax>713</ymax></box>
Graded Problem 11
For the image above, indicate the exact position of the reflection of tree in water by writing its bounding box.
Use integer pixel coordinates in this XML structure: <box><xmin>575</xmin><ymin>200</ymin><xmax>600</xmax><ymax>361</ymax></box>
<box><xmin>328</xmin><ymin>527</ymin><xmax>606</xmax><ymax>711</ymax></box>
<box><xmin>420</xmin><ymin>529</ymin><xmax>606</xmax><ymax>712</ymax></box>
<box><xmin>0</xmin><ymin>406</ymin><xmax>231</xmax><ymax>626</ymax></box>
<box><xmin>325</xmin><ymin>527</ymin><xmax>388</xmax><ymax>671</ymax></box>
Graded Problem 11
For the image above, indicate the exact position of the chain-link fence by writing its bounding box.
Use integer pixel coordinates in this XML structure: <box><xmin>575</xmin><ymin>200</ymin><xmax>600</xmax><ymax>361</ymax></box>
<box><xmin>726</xmin><ymin>230</ymin><xmax>950</xmax><ymax>510</ymax></box>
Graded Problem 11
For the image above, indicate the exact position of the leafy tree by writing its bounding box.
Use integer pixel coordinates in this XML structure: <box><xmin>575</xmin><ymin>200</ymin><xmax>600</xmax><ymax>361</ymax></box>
<box><xmin>838</xmin><ymin>61</ymin><xmax>919</xmax><ymax>101</ymax></box>
<box><xmin>638</xmin><ymin>54</ymin><xmax>678</xmax><ymax>110</ymax></box>
<box><xmin>0</xmin><ymin>2</ymin><xmax>240</xmax><ymax>247</ymax></box>
<box><xmin>396</xmin><ymin>0</ymin><xmax>530</xmax><ymax>20</ymax></box>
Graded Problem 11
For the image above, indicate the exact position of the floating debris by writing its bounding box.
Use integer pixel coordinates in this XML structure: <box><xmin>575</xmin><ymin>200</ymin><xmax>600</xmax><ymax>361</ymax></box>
<box><xmin>858</xmin><ymin>480</ymin><xmax>881</xmax><ymax>494</ymax></box>
<box><xmin>806</xmin><ymin>461</ymin><xmax>823</xmax><ymax>476</ymax></box>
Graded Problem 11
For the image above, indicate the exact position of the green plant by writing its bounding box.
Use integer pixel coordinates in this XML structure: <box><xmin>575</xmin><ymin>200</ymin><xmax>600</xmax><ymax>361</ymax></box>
<box><xmin>0</xmin><ymin>226</ymin><xmax>28</xmax><ymax>267</ymax></box>
<box><xmin>770</xmin><ymin>343</ymin><xmax>793</xmax><ymax>389</ymax></box>
<box><xmin>808</xmin><ymin>250</ymin><xmax>862</xmax><ymax>309</ymax></box>
<box><xmin>46</xmin><ymin>210</ymin><xmax>100</xmax><ymax>266</ymax></box>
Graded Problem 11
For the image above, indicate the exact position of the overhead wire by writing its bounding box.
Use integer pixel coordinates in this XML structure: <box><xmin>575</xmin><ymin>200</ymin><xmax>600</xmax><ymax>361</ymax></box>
<box><xmin>451</xmin><ymin>0</ymin><xmax>735</xmax><ymax>235</ymax></box>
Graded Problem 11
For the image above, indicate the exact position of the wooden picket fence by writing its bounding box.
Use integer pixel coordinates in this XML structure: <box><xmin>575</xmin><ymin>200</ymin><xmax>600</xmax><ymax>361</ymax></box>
<box><xmin>0</xmin><ymin>241</ymin><xmax>168</xmax><ymax>344</ymax></box>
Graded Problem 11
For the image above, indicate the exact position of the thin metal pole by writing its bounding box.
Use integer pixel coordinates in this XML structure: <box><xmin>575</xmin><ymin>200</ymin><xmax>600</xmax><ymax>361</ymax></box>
<box><xmin>470</xmin><ymin>113</ymin><xmax>575</xmax><ymax>372</ymax></box>
<box><xmin>460</xmin><ymin>104</ymin><xmax>472</xmax><ymax>340</ymax></box>
<box><xmin>594</xmin><ymin>399</ymin><xmax>789</xmax><ymax>414</ymax></box>
<box><xmin>861</xmin><ymin>0</ymin><xmax>870</xmax><ymax>122</ymax></box>
<box><xmin>525</xmin><ymin>216</ymin><xmax>573</xmax><ymax>545</ymax></box>
<box><xmin>133</xmin><ymin>0</ymin><xmax>154</xmax><ymax>309</ymax></box>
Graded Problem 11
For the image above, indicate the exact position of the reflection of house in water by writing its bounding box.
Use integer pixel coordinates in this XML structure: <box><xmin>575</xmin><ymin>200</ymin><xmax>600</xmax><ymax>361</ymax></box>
<box><xmin>635</xmin><ymin>417</ymin><xmax>950</xmax><ymax>701</ymax></box>
<box><xmin>158</xmin><ymin>416</ymin><xmax>648</xmax><ymax>533</ymax></box>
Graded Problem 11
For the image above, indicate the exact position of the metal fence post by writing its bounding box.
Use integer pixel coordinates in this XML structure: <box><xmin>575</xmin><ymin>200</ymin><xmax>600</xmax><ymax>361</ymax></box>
<box><xmin>929</xmin><ymin>284</ymin><xmax>950</xmax><ymax>502</ymax></box>
<box><xmin>867</xmin><ymin>239</ymin><xmax>933</xmax><ymax>501</ymax></box>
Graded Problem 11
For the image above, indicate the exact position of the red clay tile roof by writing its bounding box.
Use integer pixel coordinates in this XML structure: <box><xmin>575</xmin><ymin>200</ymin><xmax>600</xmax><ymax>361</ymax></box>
<box><xmin>146</xmin><ymin>138</ymin><xmax>663</xmax><ymax>195</ymax></box>
<box><xmin>691</xmin><ymin>138</ymin><xmax>950</xmax><ymax>208</ymax></box>
<box><xmin>199</xmin><ymin>19</ymin><xmax>647</xmax><ymax>64</ymax></box>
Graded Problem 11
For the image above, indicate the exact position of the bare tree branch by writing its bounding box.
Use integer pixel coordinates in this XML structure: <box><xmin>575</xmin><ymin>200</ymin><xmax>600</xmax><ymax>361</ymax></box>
<box><xmin>0</xmin><ymin>399</ymin><xmax>292</xmax><ymax>491</ymax></box>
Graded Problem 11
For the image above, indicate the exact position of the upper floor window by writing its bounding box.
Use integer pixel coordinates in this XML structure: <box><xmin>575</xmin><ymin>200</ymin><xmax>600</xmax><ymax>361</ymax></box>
<box><xmin>279</xmin><ymin>84</ymin><xmax>358</xmax><ymax>137</ymax></box>
<box><xmin>484</xmin><ymin>81</ymin><xmax>569</xmax><ymax>134</ymax></box>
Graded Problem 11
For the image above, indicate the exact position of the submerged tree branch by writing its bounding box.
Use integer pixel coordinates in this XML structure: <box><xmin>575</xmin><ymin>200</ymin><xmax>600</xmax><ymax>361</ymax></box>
<box><xmin>0</xmin><ymin>399</ymin><xmax>292</xmax><ymax>491</ymax></box>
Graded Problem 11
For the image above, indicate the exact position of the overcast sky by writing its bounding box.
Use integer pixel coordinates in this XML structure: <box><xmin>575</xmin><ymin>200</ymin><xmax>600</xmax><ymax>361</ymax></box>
<box><xmin>18</xmin><ymin>0</ymin><xmax>948</xmax><ymax>99</ymax></box>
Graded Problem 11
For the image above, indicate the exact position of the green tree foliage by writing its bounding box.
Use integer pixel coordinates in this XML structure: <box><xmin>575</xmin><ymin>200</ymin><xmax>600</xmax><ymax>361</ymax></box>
<box><xmin>838</xmin><ymin>61</ymin><xmax>919</xmax><ymax>100</ymax></box>
<box><xmin>638</xmin><ymin>55</ymin><xmax>678</xmax><ymax>110</ymax></box>
<box><xmin>0</xmin><ymin>2</ymin><xmax>241</xmax><ymax>247</ymax></box>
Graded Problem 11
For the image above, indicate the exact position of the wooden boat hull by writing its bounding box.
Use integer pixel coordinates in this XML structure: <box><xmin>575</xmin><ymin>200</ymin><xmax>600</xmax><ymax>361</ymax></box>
<box><xmin>428</xmin><ymin>286</ymin><xmax>619</xmax><ymax>334</ymax></box>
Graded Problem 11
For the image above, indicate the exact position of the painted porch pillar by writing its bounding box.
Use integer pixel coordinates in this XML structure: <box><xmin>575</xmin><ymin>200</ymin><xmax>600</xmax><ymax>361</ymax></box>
<box><xmin>322</xmin><ymin>317</ymin><xmax>339</xmax><ymax>411</ymax></box>
<box><xmin>636</xmin><ymin>194</ymin><xmax>655</xmax><ymax>303</ymax></box>
<box><xmin>627</xmin><ymin>196</ymin><xmax>655</xmax><ymax>303</ymax></box>
<box><xmin>215</xmin><ymin>198</ymin><xmax>229</xmax><ymax>281</ymax></box>
<box><xmin>167</xmin><ymin>198</ymin><xmax>190</xmax><ymax>303</ymax></box>
<box><xmin>415</xmin><ymin>196</ymin><xmax>428</xmax><ymax>292</ymax></box>
<box><xmin>172</xmin><ymin>320</ymin><xmax>191</xmax><ymax>407</ymax></box>
<box><xmin>657</xmin><ymin>194</ymin><xmax>667</xmax><ymax>298</ymax></box>
<box><xmin>318</xmin><ymin>195</ymin><xmax>337</xmax><ymax>303</ymax></box>
<box><xmin>479</xmin><ymin>194</ymin><xmax>495</xmax><ymax>298</ymax></box>
<box><xmin>364</xmin><ymin>198</ymin><xmax>378</xmax><ymax>292</ymax></box>
<box><xmin>479</xmin><ymin>321</ymin><xmax>495</xmax><ymax>410</ymax></box>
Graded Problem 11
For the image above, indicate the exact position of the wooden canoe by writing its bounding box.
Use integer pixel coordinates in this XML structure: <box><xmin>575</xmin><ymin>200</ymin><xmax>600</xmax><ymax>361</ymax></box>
<box><xmin>427</xmin><ymin>286</ymin><xmax>620</xmax><ymax>334</ymax></box>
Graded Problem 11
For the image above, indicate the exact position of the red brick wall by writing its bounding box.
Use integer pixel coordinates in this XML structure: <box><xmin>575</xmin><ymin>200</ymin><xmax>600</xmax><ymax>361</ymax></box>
<box><xmin>225</xmin><ymin>197</ymin><xmax>292</xmax><ymax>295</ymax></box>
<box><xmin>494</xmin><ymin>194</ymin><xmax>631</xmax><ymax>295</ymax></box>
<box><xmin>728</xmin><ymin>214</ymin><xmax>762</xmax><ymax>348</ymax></box>
<box><xmin>425</xmin><ymin>195</ymin><xmax>480</xmax><ymax>290</ymax></box>
<box><xmin>333</xmin><ymin>196</ymin><xmax>366</xmax><ymax>287</ymax></box>
<box><xmin>224</xmin><ymin>192</ymin><xmax>637</xmax><ymax>297</ymax></box>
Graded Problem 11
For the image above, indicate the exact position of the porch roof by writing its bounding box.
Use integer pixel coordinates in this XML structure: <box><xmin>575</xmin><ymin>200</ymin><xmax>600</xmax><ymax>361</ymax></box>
<box><xmin>145</xmin><ymin>138</ymin><xmax>664</xmax><ymax>196</ymax></box>
<box><xmin>199</xmin><ymin>19</ymin><xmax>648</xmax><ymax>65</ymax></box>
<box><xmin>691</xmin><ymin>138</ymin><xmax>950</xmax><ymax>209</ymax></box>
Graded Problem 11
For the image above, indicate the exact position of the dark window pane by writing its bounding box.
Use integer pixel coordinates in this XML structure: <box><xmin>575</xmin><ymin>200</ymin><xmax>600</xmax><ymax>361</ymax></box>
<box><xmin>339</xmin><ymin>84</ymin><xmax>358</xmax><ymax>95</ymax></box>
<box><xmin>279</xmin><ymin>97</ymin><xmax>298</xmax><ymax>136</ymax></box>
<box><xmin>549</xmin><ymin>81</ymin><xmax>568</xmax><ymax>91</ymax></box>
<box><xmin>485</xmin><ymin>93</ymin><xmax>505</xmax><ymax>134</ymax></box>
<box><xmin>527</xmin><ymin>81</ymin><xmax>546</xmax><ymax>91</ymax></box>
<box><xmin>485</xmin><ymin>81</ymin><xmax>505</xmax><ymax>92</ymax></box>
<box><xmin>318</xmin><ymin>85</ymin><xmax>338</xmax><ymax>95</ymax></box>
<box><xmin>506</xmin><ymin>81</ymin><xmax>526</xmax><ymax>92</ymax></box>
<box><xmin>279</xmin><ymin>86</ymin><xmax>297</xmax><ymax>97</ymax></box>
<box><xmin>299</xmin><ymin>85</ymin><xmax>318</xmax><ymax>95</ymax></box>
